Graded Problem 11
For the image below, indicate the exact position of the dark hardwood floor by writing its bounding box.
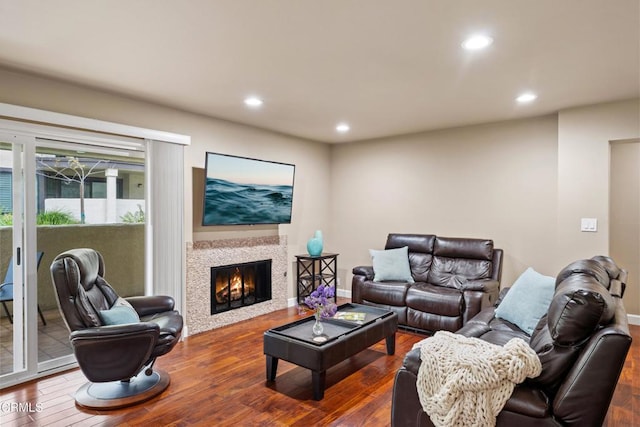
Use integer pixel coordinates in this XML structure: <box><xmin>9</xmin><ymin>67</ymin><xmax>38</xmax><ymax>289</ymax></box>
<box><xmin>1</xmin><ymin>301</ymin><xmax>638</xmax><ymax>426</ymax></box>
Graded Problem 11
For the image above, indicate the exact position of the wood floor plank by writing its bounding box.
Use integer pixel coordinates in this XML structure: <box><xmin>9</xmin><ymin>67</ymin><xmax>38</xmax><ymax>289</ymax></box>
<box><xmin>1</xmin><ymin>302</ymin><xmax>638</xmax><ymax>426</ymax></box>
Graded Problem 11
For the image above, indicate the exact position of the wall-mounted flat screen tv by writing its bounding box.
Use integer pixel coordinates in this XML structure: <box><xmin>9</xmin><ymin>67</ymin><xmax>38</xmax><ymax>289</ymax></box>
<box><xmin>202</xmin><ymin>152</ymin><xmax>295</xmax><ymax>225</ymax></box>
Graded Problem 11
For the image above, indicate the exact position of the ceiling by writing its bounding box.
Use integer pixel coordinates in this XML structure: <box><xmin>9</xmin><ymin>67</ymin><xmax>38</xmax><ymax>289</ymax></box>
<box><xmin>0</xmin><ymin>0</ymin><xmax>638</xmax><ymax>143</ymax></box>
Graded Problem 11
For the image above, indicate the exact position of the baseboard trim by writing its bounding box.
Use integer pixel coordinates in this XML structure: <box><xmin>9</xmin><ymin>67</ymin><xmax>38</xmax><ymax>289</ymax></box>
<box><xmin>627</xmin><ymin>314</ymin><xmax>640</xmax><ymax>326</ymax></box>
<box><xmin>337</xmin><ymin>289</ymin><xmax>352</xmax><ymax>298</ymax></box>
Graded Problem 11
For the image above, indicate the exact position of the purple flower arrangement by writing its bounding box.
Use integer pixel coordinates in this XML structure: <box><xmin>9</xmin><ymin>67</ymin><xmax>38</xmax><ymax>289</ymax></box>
<box><xmin>304</xmin><ymin>284</ymin><xmax>337</xmax><ymax>319</ymax></box>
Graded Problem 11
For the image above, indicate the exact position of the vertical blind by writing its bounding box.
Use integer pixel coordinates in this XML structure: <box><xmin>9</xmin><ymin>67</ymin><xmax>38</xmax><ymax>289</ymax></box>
<box><xmin>146</xmin><ymin>139</ymin><xmax>184</xmax><ymax>313</ymax></box>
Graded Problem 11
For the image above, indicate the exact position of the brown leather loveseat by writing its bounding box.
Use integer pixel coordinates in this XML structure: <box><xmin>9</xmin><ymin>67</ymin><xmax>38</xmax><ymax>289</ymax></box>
<box><xmin>352</xmin><ymin>234</ymin><xmax>503</xmax><ymax>334</ymax></box>
<box><xmin>391</xmin><ymin>256</ymin><xmax>631</xmax><ymax>426</ymax></box>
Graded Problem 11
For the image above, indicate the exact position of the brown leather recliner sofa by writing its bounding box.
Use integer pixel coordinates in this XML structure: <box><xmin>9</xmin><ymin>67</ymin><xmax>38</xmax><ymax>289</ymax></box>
<box><xmin>352</xmin><ymin>234</ymin><xmax>503</xmax><ymax>333</ymax></box>
<box><xmin>391</xmin><ymin>255</ymin><xmax>631</xmax><ymax>427</ymax></box>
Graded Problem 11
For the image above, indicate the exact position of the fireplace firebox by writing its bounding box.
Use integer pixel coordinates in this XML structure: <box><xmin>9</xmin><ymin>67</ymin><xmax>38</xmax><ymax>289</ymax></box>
<box><xmin>211</xmin><ymin>259</ymin><xmax>272</xmax><ymax>314</ymax></box>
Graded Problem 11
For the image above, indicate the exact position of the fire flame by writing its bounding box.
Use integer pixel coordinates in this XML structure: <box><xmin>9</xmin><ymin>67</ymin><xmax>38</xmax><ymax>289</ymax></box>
<box><xmin>230</xmin><ymin>268</ymin><xmax>242</xmax><ymax>300</ymax></box>
<box><xmin>215</xmin><ymin>266</ymin><xmax>256</xmax><ymax>304</ymax></box>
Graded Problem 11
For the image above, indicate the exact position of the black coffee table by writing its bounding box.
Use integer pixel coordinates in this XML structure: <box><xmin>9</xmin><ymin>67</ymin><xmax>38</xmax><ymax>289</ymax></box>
<box><xmin>263</xmin><ymin>303</ymin><xmax>398</xmax><ymax>400</ymax></box>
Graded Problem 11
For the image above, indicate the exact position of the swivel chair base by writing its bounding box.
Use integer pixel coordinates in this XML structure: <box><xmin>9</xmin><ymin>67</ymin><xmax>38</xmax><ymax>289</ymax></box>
<box><xmin>74</xmin><ymin>368</ymin><xmax>170</xmax><ymax>410</ymax></box>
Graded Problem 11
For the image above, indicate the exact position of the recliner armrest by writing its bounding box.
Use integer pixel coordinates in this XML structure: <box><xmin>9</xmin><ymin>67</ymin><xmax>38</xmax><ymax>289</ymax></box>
<box><xmin>352</xmin><ymin>266</ymin><xmax>374</xmax><ymax>280</ymax></box>
<box><xmin>460</xmin><ymin>278</ymin><xmax>500</xmax><ymax>293</ymax></box>
<box><xmin>501</xmin><ymin>385</ymin><xmax>551</xmax><ymax>419</ymax></box>
<box><xmin>126</xmin><ymin>295</ymin><xmax>176</xmax><ymax>317</ymax></box>
<box><xmin>70</xmin><ymin>322</ymin><xmax>160</xmax><ymax>339</ymax></box>
<box><xmin>401</xmin><ymin>347</ymin><xmax>422</xmax><ymax>375</ymax></box>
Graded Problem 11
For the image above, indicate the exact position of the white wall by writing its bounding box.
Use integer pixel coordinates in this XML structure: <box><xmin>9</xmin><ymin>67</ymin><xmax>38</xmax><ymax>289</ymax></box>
<box><xmin>330</xmin><ymin>115</ymin><xmax>559</xmax><ymax>289</ymax></box>
<box><xmin>557</xmin><ymin>99</ymin><xmax>640</xmax><ymax>267</ymax></box>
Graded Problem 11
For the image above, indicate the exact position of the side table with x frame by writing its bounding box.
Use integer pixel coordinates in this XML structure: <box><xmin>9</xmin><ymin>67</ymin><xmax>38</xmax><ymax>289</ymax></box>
<box><xmin>295</xmin><ymin>253</ymin><xmax>338</xmax><ymax>305</ymax></box>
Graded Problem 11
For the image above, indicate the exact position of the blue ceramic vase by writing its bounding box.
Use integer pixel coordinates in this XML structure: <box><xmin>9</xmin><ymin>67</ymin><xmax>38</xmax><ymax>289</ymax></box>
<box><xmin>306</xmin><ymin>230</ymin><xmax>323</xmax><ymax>256</ymax></box>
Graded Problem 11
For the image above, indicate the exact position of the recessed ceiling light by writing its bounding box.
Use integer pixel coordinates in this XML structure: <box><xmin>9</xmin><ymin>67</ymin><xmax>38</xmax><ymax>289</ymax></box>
<box><xmin>461</xmin><ymin>34</ymin><xmax>493</xmax><ymax>50</ymax></box>
<box><xmin>244</xmin><ymin>96</ymin><xmax>263</xmax><ymax>107</ymax></box>
<box><xmin>336</xmin><ymin>123</ymin><xmax>350</xmax><ymax>133</ymax></box>
<box><xmin>516</xmin><ymin>92</ymin><xmax>538</xmax><ymax>103</ymax></box>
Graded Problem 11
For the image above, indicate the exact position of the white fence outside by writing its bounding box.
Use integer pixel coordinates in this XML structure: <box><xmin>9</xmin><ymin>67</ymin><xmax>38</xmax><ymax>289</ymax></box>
<box><xmin>44</xmin><ymin>198</ymin><xmax>145</xmax><ymax>224</ymax></box>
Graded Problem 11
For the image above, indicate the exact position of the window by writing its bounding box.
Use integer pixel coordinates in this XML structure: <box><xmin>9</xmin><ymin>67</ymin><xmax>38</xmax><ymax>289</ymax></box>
<box><xmin>34</xmin><ymin>148</ymin><xmax>144</xmax><ymax>224</ymax></box>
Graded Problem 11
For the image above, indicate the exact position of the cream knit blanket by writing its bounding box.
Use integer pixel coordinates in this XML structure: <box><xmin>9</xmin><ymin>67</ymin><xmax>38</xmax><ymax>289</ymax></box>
<box><xmin>415</xmin><ymin>331</ymin><xmax>541</xmax><ymax>427</ymax></box>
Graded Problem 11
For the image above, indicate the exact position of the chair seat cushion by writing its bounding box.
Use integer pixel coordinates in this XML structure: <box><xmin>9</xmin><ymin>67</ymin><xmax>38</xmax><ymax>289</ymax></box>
<box><xmin>140</xmin><ymin>310</ymin><xmax>183</xmax><ymax>337</ymax></box>
<box><xmin>406</xmin><ymin>283</ymin><xmax>463</xmax><ymax>317</ymax></box>
<box><xmin>0</xmin><ymin>283</ymin><xmax>13</xmax><ymax>301</ymax></box>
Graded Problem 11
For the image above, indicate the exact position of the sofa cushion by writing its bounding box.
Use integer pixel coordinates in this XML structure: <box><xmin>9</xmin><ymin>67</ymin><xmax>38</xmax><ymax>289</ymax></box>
<box><xmin>385</xmin><ymin>233</ymin><xmax>435</xmax><ymax>254</ymax></box>
<box><xmin>433</xmin><ymin>237</ymin><xmax>494</xmax><ymax>261</ymax></box>
<box><xmin>407</xmin><ymin>309</ymin><xmax>463</xmax><ymax>332</ymax></box>
<box><xmin>457</xmin><ymin>307</ymin><xmax>530</xmax><ymax>342</ymax></box>
<box><xmin>406</xmin><ymin>283</ymin><xmax>463</xmax><ymax>317</ymax></box>
<box><xmin>555</xmin><ymin>259</ymin><xmax>610</xmax><ymax>289</ymax></box>
<box><xmin>408</xmin><ymin>252</ymin><xmax>432</xmax><ymax>282</ymax></box>
<box><xmin>495</xmin><ymin>267</ymin><xmax>555</xmax><ymax>335</ymax></box>
<box><xmin>428</xmin><ymin>256</ymin><xmax>492</xmax><ymax>288</ymax></box>
<box><xmin>369</xmin><ymin>246</ymin><xmax>414</xmax><ymax>283</ymax></box>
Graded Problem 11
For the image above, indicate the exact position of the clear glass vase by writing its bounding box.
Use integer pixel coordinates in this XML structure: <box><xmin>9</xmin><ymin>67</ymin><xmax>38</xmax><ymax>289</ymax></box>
<box><xmin>312</xmin><ymin>312</ymin><xmax>324</xmax><ymax>336</ymax></box>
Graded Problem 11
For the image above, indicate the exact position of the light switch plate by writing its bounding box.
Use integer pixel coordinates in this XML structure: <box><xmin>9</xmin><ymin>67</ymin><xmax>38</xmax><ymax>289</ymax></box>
<box><xmin>581</xmin><ymin>218</ymin><xmax>598</xmax><ymax>232</ymax></box>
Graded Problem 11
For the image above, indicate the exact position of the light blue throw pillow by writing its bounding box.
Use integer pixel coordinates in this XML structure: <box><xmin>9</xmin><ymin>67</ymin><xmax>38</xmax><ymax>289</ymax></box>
<box><xmin>495</xmin><ymin>267</ymin><xmax>555</xmax><ymax>335</ymax></box>
<box><xmin>369</xmin><ymin>246</ymin><xmax>414</xmax><ymax>283</ymax></box>
<box><xmin>100</xmin><ymin>304</ymin><xmax>140</xmax><ymax>325</ymax></box>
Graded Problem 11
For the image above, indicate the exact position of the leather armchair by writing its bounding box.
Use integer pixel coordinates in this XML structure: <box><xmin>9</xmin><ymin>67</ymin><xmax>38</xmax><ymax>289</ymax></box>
<box><xmin>391</xmin><ymin>256</ymin><xmax>631</xmax><ymax>426</ymax></box>
<box><xmin>50</xmin><ymin>248</ymin><xmax>183</xmax><ymax>409</ymax></box>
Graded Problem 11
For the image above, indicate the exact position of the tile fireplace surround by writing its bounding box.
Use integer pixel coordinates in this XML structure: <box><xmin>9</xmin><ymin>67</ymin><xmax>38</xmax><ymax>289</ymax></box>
<box><xmin>186</xmin><ymin>236</ymin><xmax>288</xmax><ymax>335</ymax></box>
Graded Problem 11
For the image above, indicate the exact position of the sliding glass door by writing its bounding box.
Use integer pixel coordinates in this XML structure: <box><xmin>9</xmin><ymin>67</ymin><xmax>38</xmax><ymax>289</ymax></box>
<box><xmin>0</xmin><ymin>139</ymin><xmax>40</xmax><ymax>379</ymax></box>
